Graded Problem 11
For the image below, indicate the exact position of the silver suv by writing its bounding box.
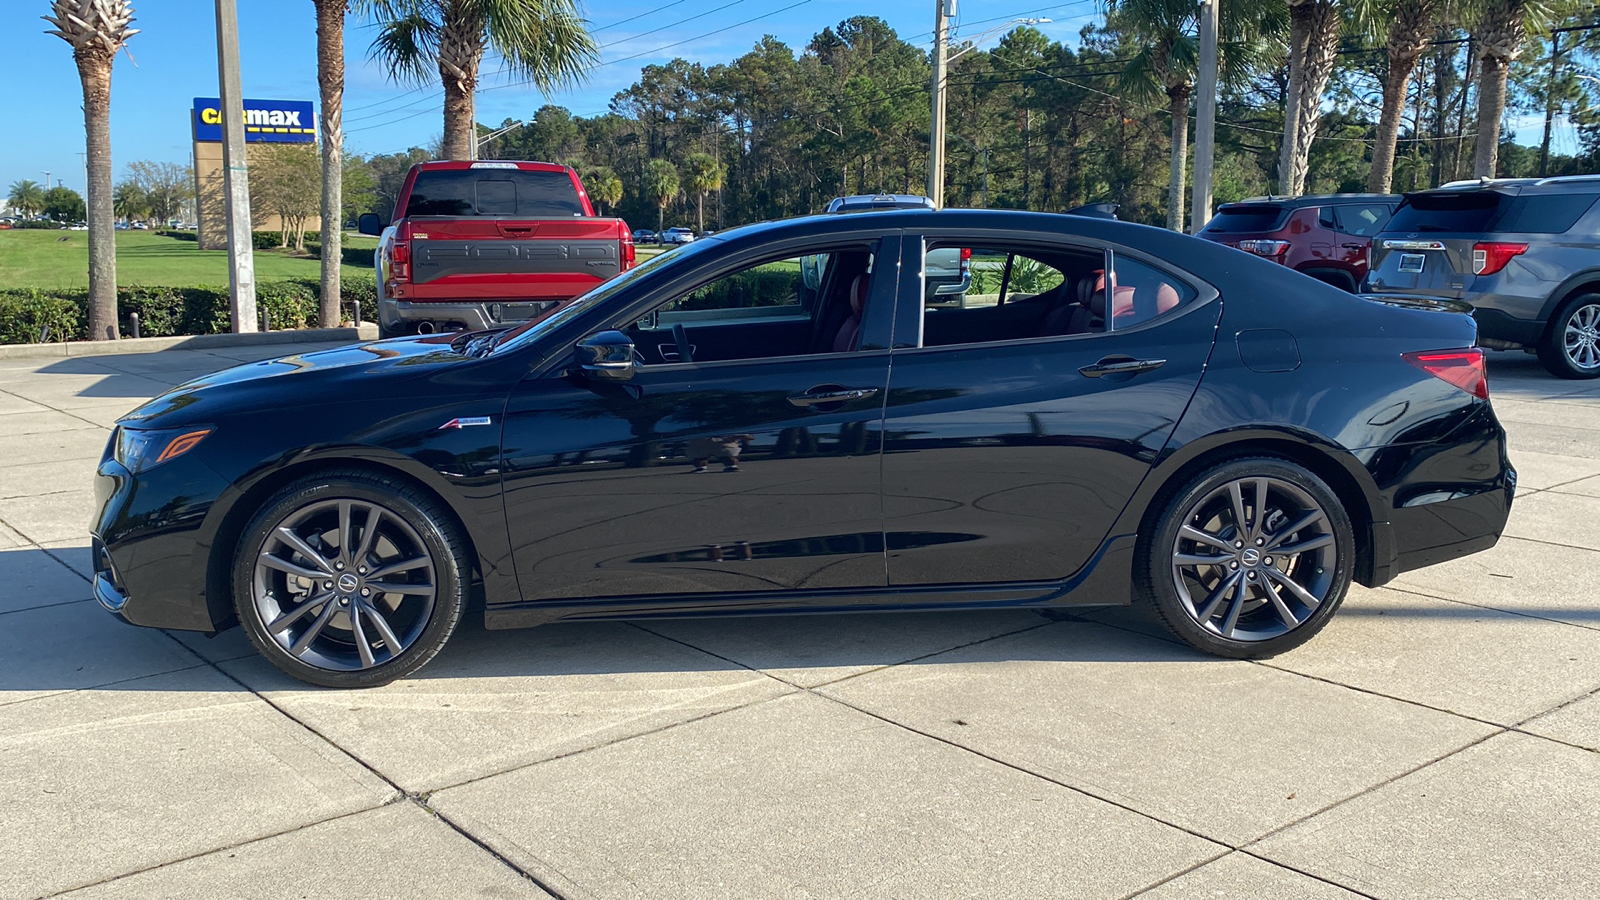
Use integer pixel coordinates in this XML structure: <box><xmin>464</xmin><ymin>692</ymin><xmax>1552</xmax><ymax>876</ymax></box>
<box><xmin>1365</xmin><ymin>176</ymin><xmax>1600</xmax><ymax>378</ymax></box>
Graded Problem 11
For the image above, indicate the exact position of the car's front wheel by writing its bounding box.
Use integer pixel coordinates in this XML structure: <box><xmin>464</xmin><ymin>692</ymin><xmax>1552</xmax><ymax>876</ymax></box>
<box><xmin>1538</xmin><ymin>293</ymin><xmax>1600</xmax><ymax>379</ymax></box>
<box><xmin>233</xmin><ymin>470</ymin><xmax>469</xmax><ymax>687</ymax></box>
<box><xmin>1138</xmin><ymin>458</ymin><xmax>1354</xmax><ymax>658</ymax></box>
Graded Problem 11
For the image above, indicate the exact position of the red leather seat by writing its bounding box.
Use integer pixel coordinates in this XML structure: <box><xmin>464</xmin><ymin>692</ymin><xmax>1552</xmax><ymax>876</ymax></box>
<box><xmin>831</xmin><ymin>274</ymin><xmax>869</xmax><ymax>352</ymax></box>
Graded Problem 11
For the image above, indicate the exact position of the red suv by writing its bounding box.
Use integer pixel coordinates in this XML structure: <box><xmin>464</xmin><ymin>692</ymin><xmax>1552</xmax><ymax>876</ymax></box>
<box><xmin>1197</xmin><ymin>194</ymin><xmax>1399</xmax><ymax>292</ymax></box>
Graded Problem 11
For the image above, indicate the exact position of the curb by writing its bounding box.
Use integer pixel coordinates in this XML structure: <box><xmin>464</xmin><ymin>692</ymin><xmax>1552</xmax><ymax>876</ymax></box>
<box><xmin>0</xmin><ymin>324</ymin><xmax>380</xmax><ymax>360</ymax></box>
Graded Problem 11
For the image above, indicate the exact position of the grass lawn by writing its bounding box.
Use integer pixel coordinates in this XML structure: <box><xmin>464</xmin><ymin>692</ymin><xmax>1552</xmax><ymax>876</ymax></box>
<box><xmin>0</xmin><ymin>229</ymin><xmax>378</xmax><ymax>290</ymax></box>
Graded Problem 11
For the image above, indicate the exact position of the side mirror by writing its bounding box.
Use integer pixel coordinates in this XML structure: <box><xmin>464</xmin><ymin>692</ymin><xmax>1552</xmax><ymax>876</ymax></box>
<box><xmin>357</xmin><ymin>213</ymin><xmax>384</xmax><ymax>236</ymax></box>
<box><xmin>575</xmin><ymin>331</ymin><xmax>637</xmax><ymax>382</ymax></box>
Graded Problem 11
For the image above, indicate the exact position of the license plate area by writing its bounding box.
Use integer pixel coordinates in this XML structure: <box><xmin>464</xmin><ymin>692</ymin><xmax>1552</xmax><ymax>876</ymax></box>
<box><xmin>1398</xmin><ymin>253</ymin><xmax>1426</xmax><ymax>274</ymax></box>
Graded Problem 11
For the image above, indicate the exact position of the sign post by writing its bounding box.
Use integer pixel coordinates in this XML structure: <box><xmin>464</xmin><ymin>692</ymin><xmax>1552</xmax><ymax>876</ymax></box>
<box><xmin>214</xmin><ymin>0</ymin><xmax>256</xmax><ymax>332</ymax></box>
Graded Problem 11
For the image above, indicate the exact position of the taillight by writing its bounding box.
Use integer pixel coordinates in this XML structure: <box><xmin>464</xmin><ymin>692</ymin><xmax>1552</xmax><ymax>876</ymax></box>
<box><xmin>1239</xmin><ymin>239</ymin><xmax>1290</xmax><ymax>257</ymax></box>
<box><xmin>388</xmin><ymin>240</ymin><xmax>410</xmax><ymax>285</ymax></box>
<box><xmin>1472</xmin><ymin>242</ymin><xmax>1527</xmax><ymax>276</ymax></box>
<box><xmin>1403</xmin><ymin>349</ymin><xmax>1488</xmax><ymax>399</ymax></box>
<box><xmin>622</xmin><ymin>232</ymin><xmax>636</xmax><ymax>269</ymax></box>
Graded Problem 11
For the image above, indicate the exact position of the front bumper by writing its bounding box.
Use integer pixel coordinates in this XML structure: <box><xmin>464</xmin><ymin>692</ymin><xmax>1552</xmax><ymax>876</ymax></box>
<box><xmin>379</xmin><ymin>298</ymin><xmax>561</xmax><ymax>333</ymax></box>
<box><xmin>92</xmin><ymin>452</ymin><xmax>229</xmax><ymax>632</ymax></box>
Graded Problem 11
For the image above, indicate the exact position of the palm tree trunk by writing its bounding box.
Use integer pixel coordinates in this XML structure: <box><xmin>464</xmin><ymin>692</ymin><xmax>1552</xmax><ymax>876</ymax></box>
<box><xmin>1166</xmin><ymin>84</ymin><xmax>1191</xmax><ymax>232</ymax></box>
<box><xmin>1370</xmin><ymin>55</ymin><xmax>1420</xmax><ymax>193</ymax></box>
<box><xmin>697</xmin><ymin>192</ymin><xmax>705</xmax><ymax>233</ymax></box>
<box><xmin>315</xmin><ymin>0</ymin><xmax>346</xmax><ymax>328</ymax></box>
<box><xmin>441</xmin><ymin>77</ymin><xmax>475</xmax><ymax>160</ymax></box>
<box><xmin>76</xmin><ymin>48</ymin><xmax>118</xmax><ymax>341</ymax></box>
<box><xmin>1280</xmin><ymin>1</ymin><xmax>1340</xmax><ymax>196</ymax></box>
<box><xmin>1474</xmin><ymin>53</ymin><xmax>1510</xmax><ymax>178</ymax></box>
<box><xmin>657</xmin><ymin>204</ymin><xmax>664</xmax><ymax>232</ymax></box>
<box><xmin>1369</xmin><ymin>7</ymin><xmax>1434</xmax><ymax>194</ymax></box>
<box><xmin>1278</xmin><ymin>3</ymin><xmax>1312</xmax><ymax>195</ymax></box>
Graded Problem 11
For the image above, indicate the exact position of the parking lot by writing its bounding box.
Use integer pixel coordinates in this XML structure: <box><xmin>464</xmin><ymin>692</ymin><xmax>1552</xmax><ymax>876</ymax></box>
<box><xmin>2</xmin><ymin>340</ymin><xmax>1598</xmax><ymax>899</ymax></box>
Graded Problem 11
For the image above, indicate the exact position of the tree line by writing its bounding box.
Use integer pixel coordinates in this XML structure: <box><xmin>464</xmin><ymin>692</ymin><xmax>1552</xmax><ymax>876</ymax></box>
<box><xmin>33</xmin><ymin>0</ymin><xmax>1600</xmax><ymax>340</ymax></box>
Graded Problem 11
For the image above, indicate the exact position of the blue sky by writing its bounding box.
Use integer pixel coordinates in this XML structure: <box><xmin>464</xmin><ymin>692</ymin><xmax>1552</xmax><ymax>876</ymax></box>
<box><xmin>3</xmin><ymin>0</ymin><xmax>1099</xmax><ymax>195</ymax></box>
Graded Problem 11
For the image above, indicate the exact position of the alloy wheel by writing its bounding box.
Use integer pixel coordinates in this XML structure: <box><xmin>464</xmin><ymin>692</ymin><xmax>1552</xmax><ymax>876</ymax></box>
<box><xmin>1169</xmin><ymin>476</ymin><xmax>1338</xmax><ymax>642</ymax></box>
<box><xmin>252</xmin><ymin>498</ymin><xmax>437</xmax><ymax>671</ymax></box>
<box><xmin>1563</xmin><ymin>302</ymin><xmax>1600</xmax><ymax>371</ymax></box>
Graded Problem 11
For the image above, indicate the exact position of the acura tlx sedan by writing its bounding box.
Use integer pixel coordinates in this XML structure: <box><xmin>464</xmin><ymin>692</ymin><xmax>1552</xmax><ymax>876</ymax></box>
<box><xmin>92</xmin><ymin>210</ymin><xmax>1515</xmax><ymax>687</ymax></box>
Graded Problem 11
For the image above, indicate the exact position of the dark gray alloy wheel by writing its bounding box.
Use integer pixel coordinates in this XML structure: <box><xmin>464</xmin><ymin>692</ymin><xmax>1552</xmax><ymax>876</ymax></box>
<box><xmin>1539</xmin><ymin>294</ymin><xmax>1600</xmax><ymax>379</ymax></box>
<box><xmin>1140</xmin><ymin>458</ymin><xmax>1354</xmax><ymax>658</ymax></box>
<box><xmin>234</xmin><ymin>471</ymin><xmax>468</xmax><ymax>688</ymax></box>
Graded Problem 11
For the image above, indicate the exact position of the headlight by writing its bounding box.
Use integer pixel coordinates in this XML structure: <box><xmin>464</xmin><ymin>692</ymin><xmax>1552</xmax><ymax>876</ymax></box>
<box><xmin>114</xmin><ymin>426</ymin><xmax>213</xmax><ymax>473</ymax></box>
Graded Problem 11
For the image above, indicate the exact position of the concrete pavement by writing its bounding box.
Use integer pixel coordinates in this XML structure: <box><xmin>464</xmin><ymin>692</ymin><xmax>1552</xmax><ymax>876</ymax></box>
<box><xmin>1</xmin><ymin>343</ymin><xmax>1597</xmax><ymax>899</ymax></box>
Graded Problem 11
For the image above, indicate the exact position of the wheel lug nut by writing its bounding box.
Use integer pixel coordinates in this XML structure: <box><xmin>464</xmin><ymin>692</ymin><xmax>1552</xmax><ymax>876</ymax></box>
<box><xmin>358</xmin><ymin>566</ymin><xmax>366</xmax><ymax>574</ymax></box>
<box><xmin>336</xmin><ymin>562</ymin><xmax>345</xmax><ymax>570</ymax></box>
<box><xmin>340</xmin><ymin>597</ymin><xmax>349</xmax><ymax>606</ymax></box>
<box><xmin>1263</xmin><ymin>556</ymin><xmax>1273</xmax><ymax>566</ymax></box>
<box><xmin>1247</xmin><ymin>571</ymin><xmax>1256</xmax><ymax>579</ymax></box>
<box><xmin>361</xmin><ymin>588</ymin><xmax>370</xmax><ymax>597</ymax></box>
<box><xmin>1234</xmin><ymin>542</ymin><xmax>1243</xmax><ymax>549</ymax></box>
<box><xmin>1255</xmin><ymin>538</ymin><xmax>1265</xmax><ymax>546</ymax></box>
<box><xmin>324</xmin><ymin>580</ymin><xmax>333</xmax><ymax>589</ymax></box>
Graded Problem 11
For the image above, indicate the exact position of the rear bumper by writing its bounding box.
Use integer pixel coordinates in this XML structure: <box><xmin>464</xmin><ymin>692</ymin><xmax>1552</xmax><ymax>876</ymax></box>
<box><xmin>379</xmin><ymin>298</ymin><xmax>561</xmax><ymax>333</ymax></box>
<box><xmin>1471</xmin><ymin>307</ymin><xmax>1543</xmax><ymax>346</ymax></box>
<box><xmin>1361</xmin><ymin>404</ymin><xmax>1515</xmax><ymax>585</ymax></box>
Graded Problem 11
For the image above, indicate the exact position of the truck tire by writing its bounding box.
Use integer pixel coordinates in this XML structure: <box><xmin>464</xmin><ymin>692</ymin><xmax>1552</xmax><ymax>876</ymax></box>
<box><xmin>1538</xmin><ymin>292</ymin><xmax>1600</xmax><ymax>379</ymax></box>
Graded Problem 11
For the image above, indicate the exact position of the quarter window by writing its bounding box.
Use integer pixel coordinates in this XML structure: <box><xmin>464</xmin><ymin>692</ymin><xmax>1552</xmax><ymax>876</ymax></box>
<box><xmin>1333</xmin><ymin>204</ymin><xmax>1393</xmax><ymax>236</ymax></box>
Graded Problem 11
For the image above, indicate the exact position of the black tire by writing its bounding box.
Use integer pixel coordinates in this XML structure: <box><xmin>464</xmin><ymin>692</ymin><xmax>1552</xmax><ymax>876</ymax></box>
<box><xmin>1537</xmin><ymin>292</ymin><xmax>1600</xmax><ymax>379</ymax></box>
<box><xmin>233</xmin><ymin>470</ymin><xmax>469</xmax><ymax>688</ymax></box>
<box><xmin>1136</xmin><ymin>457</ymin><xmax>1354</xmax><ymax>658</ymax></box>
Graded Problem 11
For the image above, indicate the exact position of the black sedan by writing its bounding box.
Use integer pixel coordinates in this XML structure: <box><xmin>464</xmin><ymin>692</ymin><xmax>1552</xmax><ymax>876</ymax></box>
<box><xmin>92</xmin><ymin>210</ymin><xmax>1515</xmax><ymax>687</ymax></box>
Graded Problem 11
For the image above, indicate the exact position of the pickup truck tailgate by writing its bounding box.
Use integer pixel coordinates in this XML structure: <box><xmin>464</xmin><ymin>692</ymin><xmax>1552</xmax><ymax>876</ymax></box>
<box><xmin>406</xmin><ymin>219</ymin><xmax>624</xmax><ymax>301</ymax></box>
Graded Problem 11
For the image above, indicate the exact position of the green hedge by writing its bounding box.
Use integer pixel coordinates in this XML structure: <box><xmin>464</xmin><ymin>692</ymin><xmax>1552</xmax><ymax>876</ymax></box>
<box><xmin>0</xmin><ymin>274</ymin><xmax>379</xmax><ymax>345</ymax></box>
<box><xmin>304</xmin><ymin>241</ymin><xmax>376</xmax><ymax>267</ymax></box>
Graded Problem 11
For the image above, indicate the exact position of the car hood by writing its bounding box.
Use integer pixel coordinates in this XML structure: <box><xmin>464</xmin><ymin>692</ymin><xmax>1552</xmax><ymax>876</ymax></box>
<box><xmin>119</xmin><ymin>334</ymin><xmax>473</xmax><ymax>426</ymax></box>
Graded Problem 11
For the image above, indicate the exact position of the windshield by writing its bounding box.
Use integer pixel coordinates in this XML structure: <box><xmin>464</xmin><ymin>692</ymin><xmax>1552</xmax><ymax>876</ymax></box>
<box><xmin>492</xmin><ymin>242</ymin><xmax>707</xmax><ymax>354</ymax></box>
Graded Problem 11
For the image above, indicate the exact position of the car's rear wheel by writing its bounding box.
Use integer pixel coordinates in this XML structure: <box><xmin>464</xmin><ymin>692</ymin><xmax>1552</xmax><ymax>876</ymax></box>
<box><xmin>1538</xmin><ymin>293</ymin><xmax>1600</xmax><ymax>379</ymax></box>
<box><xmin>1138</xmin><ymin>458</ymin><xmax>1354</xmax><ymax>658</ymax></box>
<box><xmin>233</xmin><ymin>471</ymin><xmax>468</xmax><ymax>688</ymax></box>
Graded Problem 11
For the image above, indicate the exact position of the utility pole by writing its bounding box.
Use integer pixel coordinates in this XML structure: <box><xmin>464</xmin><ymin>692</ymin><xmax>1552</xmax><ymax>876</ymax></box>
<box><xmin>1189</xmin><ymin>0</ymin><xmax>1219</xmax><ymax>234</ymax></box>
<box><xmin>215</xmin><ymin>0</ymin><xmax>257</xmax><ymax>332</ymax></box>
<box><xmin>1539</xmin><ymin>31</ymin><xmax>1563</xmax><ymax>177</ymax></box>
<box><xmin>927</xmin><ymin>0</ymin><xmax>951</xmax><ymax>207</ymax></box>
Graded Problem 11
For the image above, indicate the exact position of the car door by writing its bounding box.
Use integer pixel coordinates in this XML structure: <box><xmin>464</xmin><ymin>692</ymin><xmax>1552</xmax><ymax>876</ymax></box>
<box><xmin>498</xmin><ymin>234</ymin><xmax>899</xmax><ymax>605</ymax></box>
<box><xmin>881</xmin><ymin>229</ymin><xmax>1222</xmax><ymax>587</ymax></box>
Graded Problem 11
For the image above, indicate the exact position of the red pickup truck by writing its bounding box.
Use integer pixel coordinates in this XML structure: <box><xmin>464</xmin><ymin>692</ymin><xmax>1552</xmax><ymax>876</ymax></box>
<box><xmin>357</xmin><ymin>160</ymin><xmax>635</xmax><ymax>338</ymax></box>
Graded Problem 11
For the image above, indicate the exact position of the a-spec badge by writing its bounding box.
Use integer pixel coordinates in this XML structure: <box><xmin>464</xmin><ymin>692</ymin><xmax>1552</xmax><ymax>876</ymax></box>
<box><xmin>411</xmin><ymin>232</ymin><xmax>429</xmax><ymax>239</ymax></box>
<box><xmin>439</xmin><ymin>416</ymin><xmax>493</xmax><ymax>430</ymax></box>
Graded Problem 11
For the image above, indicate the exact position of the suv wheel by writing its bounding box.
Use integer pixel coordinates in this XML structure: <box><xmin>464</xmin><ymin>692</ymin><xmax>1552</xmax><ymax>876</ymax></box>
<box><xmin>1538</xmin><ymin>293</ymin><xmax>1600</xmax><ymax>379</ymax></box>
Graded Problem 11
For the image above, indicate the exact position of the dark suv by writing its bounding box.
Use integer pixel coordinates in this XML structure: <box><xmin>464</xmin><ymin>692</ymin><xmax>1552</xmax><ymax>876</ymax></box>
<box><xmin>1197</xmin><ymin>194</ymin><xmax>1400</xmax><ymax>292</ymax></box>
<box><xmin>1365</xmin><ymin>177</ymin><xmax>1600</xmax><ymax>378</ymax></box>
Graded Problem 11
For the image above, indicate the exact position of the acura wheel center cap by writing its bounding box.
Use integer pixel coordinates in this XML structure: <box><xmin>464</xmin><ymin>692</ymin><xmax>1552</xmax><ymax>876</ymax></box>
<box><xmin>1241</xmin><ymin>548</ymin><xmax>1261</xmax><ymax>567</ymax></box>
<box><xmin>337</xmin><ymin>573</ymin><xmax>360</xmax><ymax>593</ymax></box>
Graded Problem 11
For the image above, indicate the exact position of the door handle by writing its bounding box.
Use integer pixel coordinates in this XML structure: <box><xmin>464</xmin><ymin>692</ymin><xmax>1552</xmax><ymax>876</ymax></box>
<box><xmin>787</xmin><ymin>387</ymin><xmax>879</xmax><ymax>407</ymax></box>
<box><xmin>1078</xmin><ymin>356</ymin><xmax>1167</xmax><ymax>378</ymax></box>
<box><xmin>1342</xmin><ymin>242</ymin><xmax>1365</xmax><ymax>250</ymax></box>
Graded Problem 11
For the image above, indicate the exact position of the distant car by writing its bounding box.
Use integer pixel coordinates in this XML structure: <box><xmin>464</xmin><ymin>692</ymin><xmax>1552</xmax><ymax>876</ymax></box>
<box><xmin>1365</xmin><ymin>175</ymin><xmax>1600</xmax><ymax>379</ymax></box>
<box><xmin>827</xmin><ymin>194</ymin><xmax>968</xmax><ymax>303</ymax></box>
<box><xmin>632</xmin><ymin>228</ymin><xmax>658</xmax><ymax>244</ymax></box>
<box><xmin>132</xmin><ymin>222</ymin><xmax>149</xmax><ymax>230</ymax></box>
<box><xmin>1196</xmin><ymin>194</ymin><xmax>1399</xmax><ymax>293</ymax></box>
<box><xmin>114</xmin><ymin>222</ymin><xmax>129</xmax><ymax>230</ymax></box>
<box><xmin>660</xmin><ymin>227</ymin><xmax>696</xmax><ymax>245</ymax></box>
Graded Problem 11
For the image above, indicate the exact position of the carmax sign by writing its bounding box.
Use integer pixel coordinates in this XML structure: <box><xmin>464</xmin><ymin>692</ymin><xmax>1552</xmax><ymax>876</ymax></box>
<box><xmin>192</xmin><ymin>98</ymin><xmax>315</xmax><ymax>143</ymax></box>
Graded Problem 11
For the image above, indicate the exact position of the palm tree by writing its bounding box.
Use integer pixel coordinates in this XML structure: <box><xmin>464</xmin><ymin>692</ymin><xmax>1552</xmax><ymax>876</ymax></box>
<box><xmin>45</xmin><ymin>0</ymin><xmax>139</xmax><ymax>341</ymax></box>
<box><xmin>1279</xmin><ymin>0</ymin><xmax>1343</xmax><ymax>195</ymax></box>
<box><xmin>1359</xmin><ymin>0</ymin><xmax>1441</xmax><ymax>192</ymax></box>
<box><xmin>586</xmin><ymin>166</ymin><xmax>622</xmax><ymax>215</ymax></box>
<box><xmin>8</xmin><ymin>179</ymin><xmax>46</xmax><ymax>217</ymax></box>
<box><xmin>315</xmin><ymin>0</ymin><xmax>347</xmax><ymax>327</ymax></box>
<box><xmin>1468</xmin><ymin>0</ymin><xmax>1558</xmax><ymax>178</ymax></box>
<box><xmin>644</xmin><ymin>159</ymin><xmax>679</xmax><ymax>233</ymax></box>
<box><xmin>681</xmin><ymin>152</ymin><xmax>722</xmax><ymax>234</ymax></box>
<box><xmin>113</xmin><ymin>181</ymin><xmax>148</xmax><ymax>221</ymax></box>
<box><xmin>1109</xmin><ymin>0</ymin><xmax>1200</xmax><ymax>231</ymax></box>
<box><xmin>361</xmin><ymin>0</ymin><xmax>598</xmax><ymax>161</ymax></box>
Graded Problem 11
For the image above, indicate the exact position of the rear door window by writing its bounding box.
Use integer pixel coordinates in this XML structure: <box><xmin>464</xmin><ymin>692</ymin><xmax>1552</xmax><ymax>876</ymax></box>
<box><xmin>1333</xmin><ymin>204</ymin><xmax>1393</xmax><ymax>236</ymax></box>
<box><xmin>1205</xmin><ymin>206</ymin><xmax>1287</xmax><ymax>233</ymax></box>
<box><xmin>1385</xmin><ymin>193</ymin><xmax>1504</xmax><ymax>233</ymax></box>
<box><xmin>404</xmin><ymin>168</ymin><xmax>585</xmax><ymax>217</ymax></box>
<box><xmin>1491</xmin><ymin>194</ymin><xmax>1598</xmax><ymax>234</ymax></box>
